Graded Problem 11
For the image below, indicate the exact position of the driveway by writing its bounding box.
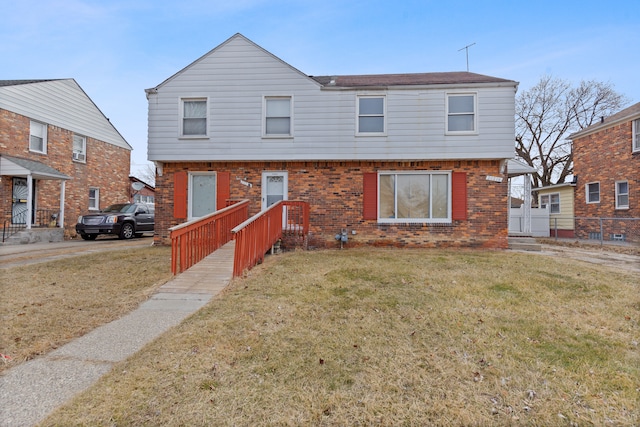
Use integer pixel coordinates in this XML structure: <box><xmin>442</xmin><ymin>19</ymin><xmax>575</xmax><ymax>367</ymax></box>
<box><xmin>0</xmin><ymin>235</ymin><xmax>154</xmax><ymax>269</ymax></box>
<box><xmin>2</xmin><ymin>236</ymin><xmax>637</xmax><ymax>274</ymax></box>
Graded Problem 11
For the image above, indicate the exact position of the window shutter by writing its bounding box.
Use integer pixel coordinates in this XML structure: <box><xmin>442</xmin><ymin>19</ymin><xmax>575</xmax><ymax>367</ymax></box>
<box><xmin>451</xmin><ymin>172</ymin><xmax>467</xmax><ymax>220</ymax></box>
<box><xmin>216</xmin><ymin>171</ymin><xmax>231</xmax><ymax>209</ymax></box>
<box><xmin>363</xmin><ymin>172</ymin><xmax>378</xmax><ymax>220</ymax></box>
<box><xmin>174</xmin><ymin>171</ymin><xmax>187</xmax><ymax>219</ymax></box>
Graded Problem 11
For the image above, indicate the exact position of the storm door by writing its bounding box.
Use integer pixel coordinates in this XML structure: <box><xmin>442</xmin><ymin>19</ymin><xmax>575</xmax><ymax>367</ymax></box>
<box><xmin>11</xmin><ymin>177</ymin><xmax>35</xmax><ymax>225</ymax></box>
<box><xmin>189</xmin><ymin>173</ymin><xmax>217</xmax><ymax>219</ymax></box>
<box><xmin>261</xmin><ymin>171</ymin><xmax>288</xmax><ymax>211</ymax></box>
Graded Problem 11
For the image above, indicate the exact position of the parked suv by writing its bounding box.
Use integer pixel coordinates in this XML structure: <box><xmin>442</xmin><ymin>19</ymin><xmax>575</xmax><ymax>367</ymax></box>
<box><xmin>76</xmin><ymin>203</ymin><xmax>154</xmax><ymax>240</ymax></box>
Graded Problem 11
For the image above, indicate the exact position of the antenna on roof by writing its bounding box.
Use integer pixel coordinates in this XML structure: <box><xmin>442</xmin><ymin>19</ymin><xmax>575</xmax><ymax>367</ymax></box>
<box><xmin>458</xmin><ymin>42</ymin><xmax>476</xmax><ymax>72</ymax></box>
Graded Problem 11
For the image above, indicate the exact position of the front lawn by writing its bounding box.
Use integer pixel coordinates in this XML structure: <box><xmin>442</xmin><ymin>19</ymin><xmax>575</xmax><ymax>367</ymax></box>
<box><xmin>1</xmin><ymin>246</ymin><xmax>173</xmax><ymax>373</ymax></box>
<box><xmin>42</xmin><ymin>248</ymin><xmax>639</xmax><ymax>426</ymax></box>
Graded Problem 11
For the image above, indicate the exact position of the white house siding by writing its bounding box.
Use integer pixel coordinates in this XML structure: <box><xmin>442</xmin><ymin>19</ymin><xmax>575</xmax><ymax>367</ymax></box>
<box><xmin>147</xmin><ymin>36</ymin><xmax>516</xmax><ymax>162</ymax></box>
<box><xmin>0</xmin><ymin>80</ymin><xmax>130</xmax><ymax>150</ymax></box>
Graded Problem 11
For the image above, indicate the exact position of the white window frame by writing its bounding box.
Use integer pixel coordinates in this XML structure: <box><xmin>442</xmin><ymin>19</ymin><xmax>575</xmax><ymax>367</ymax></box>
<box><xmin>540</xmin><ymin>193</ymin><xmax>560</xmax><ymax>214</ymax></box>
<box><xmin>263</xmin><ymin>96</ymin><xmax>293</xmax><ymax>137</ymax></box>
<box><xmin>29</xmin><ymin>120</ymin><xmax>47</xmax><ymax>153</ymax></box>
<box><xmin>377</xmin><ymin>171</ymin><xmax>452</xmax><ymax>224</ymax></box>
<box><xmin>179</xmin><ymin>97</ymin><xmax>209</xmax><ymax>138</ymax></box>
<box><xmin>446</xmin><ymin>92</ymin><xmax>477</xmax><ymax>134</ymax></box>
<box><xmin>586</xmin><ymin>182</ymin><xmax>600</xmax><ymax>204</ymax></box>
<box><xmin>72</xmin><ymin>134</ymin><xmax>87</xmax><ymax>163</ymax></box>
<box><xmin>633</xmin><ymin>119</ymin><xmax>640</xmax><ymax>153</ymax></box>
<box><xmin>89</xmin><ymin>187</ymin><xmax>99</xmax><ymax>210</ymax></box>
<box><xmin>356</xmin><ymin>95</ymin><xmax>386</xmax><ymax>136</ymax></box>
<box><xmin>615</xmin><ymin>180</ymin><xmax>629</xmax><ymax>209</ymax></box>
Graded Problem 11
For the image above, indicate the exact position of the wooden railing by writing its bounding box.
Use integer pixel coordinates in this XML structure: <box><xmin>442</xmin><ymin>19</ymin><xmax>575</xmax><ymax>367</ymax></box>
<box><xmin>231</xmin><ymin>200</ymin><xmax>309</xmax><ymax>277</ymax></box>
<box><xmin>169</xmin><ymin>200</ymin><xmax>249</xmax><ymax>274</ymax></box>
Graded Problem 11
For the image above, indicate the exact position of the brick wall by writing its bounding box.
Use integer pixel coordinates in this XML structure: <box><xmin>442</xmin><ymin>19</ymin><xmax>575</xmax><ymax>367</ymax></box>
<box><xmin>154</xmin><ymin>160</ymin><xmax>509</xmax><ymax>249</ymax></box>
<box><xmin>573</xmin><ymin>120</ymin><xmax>639</xmax><ymax>220</ymax></box>
<box><xmin>0</xmin><ymin>108</ymin><xmax>131</xmax><ymax>238</ymax></box>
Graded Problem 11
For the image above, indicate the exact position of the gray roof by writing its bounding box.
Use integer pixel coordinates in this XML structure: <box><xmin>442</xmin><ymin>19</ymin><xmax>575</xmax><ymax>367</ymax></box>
<box><xmin>311</xmin><ymin>72</ymin><xmax>516</xmax><ymax>88</ymax></box>
<box><xmin>570</xmin><ymin>101</ymin><xmax>640</xmax><ymax>139</ymax></box>
<box><xmin>148</xmin><ymin>34</ymin><xmax>517</xmax><ymax>93</ymax></box>
<box><xmin>0</xmin><ymin>79</ymin><xmax>131</xmax><ymax>150</ymax></box>
<box><xmin>0</xmin><ymin>155</ymin><xmax>71</xmax><ymax>180</ymax></box>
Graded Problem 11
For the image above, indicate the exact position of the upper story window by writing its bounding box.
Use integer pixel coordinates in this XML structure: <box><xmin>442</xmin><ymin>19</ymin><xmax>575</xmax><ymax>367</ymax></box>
<box><xmin>586</xmin><ymin>182</ymin><xmax>600</xmax><ymax>204</ymax></box>
<box><xmin>378</xmin><ymin>171</ymin><xmax>450</xmax><ymax>223</ymax></box>
<box><xmin>73</xmin><ymin>134</ymin><xmax>86</xmax><ymax>162</ymax></box>
<box><xmin>446</xmin><ymin>93</ymin><xmax>476</xmax><ymax>133</ymax></box>
<box><xmin>89</xmin><ymin>187</ymin><xmax>99</xmax><ymax>210</ymax></box>
<box><xmin>357</xmin><ymin>95</ymin><xmax>386</xmax><ymax>135</ymax></box>
<box><xmin>540</xmin><ymin>193</ymin><xmax>560</xmax><ymax>213</ymax></box>
<box><xmin>264</xmin><ymin>96</ymin><xmax>292</xmax><ymax>137</ymax></box>
<box><xmin>181</xmin><ymin>98</ymin><xmax>207</xmax><ymax>137</ymax></box>
<box><xmin>29</xmin><ymin>120</ymin><xmax>47</xmax><ymax>153</ymax></box>
<box><xmin>615</xmin><ymin>181</ymin><xmax>629</xmax><ymax>209</ymax></box>
<box><xmin>633</xmin><ymin>119</ymin><xmax>639</xmax><ymax>152</ymax></box>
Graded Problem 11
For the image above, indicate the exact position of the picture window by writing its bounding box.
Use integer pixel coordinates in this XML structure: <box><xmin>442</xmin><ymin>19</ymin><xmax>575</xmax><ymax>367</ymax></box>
<box><xmin>378</xmin><ymin>172</ymin><xmax>450</xmax><ymax>223</ymax></box>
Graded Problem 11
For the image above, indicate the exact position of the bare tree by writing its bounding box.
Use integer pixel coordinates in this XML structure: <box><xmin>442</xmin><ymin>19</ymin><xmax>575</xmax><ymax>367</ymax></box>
<box><xmin>515</xmin><ymin>75</ymin><xmax>628</xmax><ymax>188</ymax></box>
<box><xmin>132</xmin><ymin>163</ymin><xmax>156</xmax><ymax>187</ymax></box>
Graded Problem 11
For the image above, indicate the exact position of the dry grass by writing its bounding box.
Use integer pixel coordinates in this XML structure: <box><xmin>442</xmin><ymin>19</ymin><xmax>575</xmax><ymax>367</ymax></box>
<box><xmin>0</xmin><ymin>246</ymin><xmax>172</xmax><ymax>372</ymax></box>
<box><xmin>41</xmin><ymin>248</ymin><xmax>639</xmax><ymax>426</ymax></box>
<box><xmin>537</xmin><ymin>238</ymin><xmax>640</xmax><ymax>256</ymax></box>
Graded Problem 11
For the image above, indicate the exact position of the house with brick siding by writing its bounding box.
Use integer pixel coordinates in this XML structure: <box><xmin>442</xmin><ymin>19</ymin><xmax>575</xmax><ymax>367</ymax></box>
<box><xmin>569</xmin><ymin>101</ymin><xmax>640</xmax><ymax>242</ymax></box>
<box><xmin>147</xmin><ymin>33</ymin><xmax>519</xmax><ymax>249</ymax></box>
<box><xmin>129</xmin><ymin>176</ymin><xmax>155</xmax><ymax>205</ymax></box>
<box><xmin>0</xmin><ymin>79</ymin><xmax>132</xmax><ymax>241</ymax></box>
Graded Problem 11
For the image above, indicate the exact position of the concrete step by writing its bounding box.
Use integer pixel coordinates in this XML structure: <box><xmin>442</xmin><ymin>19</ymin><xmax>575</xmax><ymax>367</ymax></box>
<box><xmin>508</xmin><ymin>237</ymin><xmax>542</xmax><ymax>252</ymax></box>
<box><xmin>1</xmin><ymin>228</ymin><xmax>64</xmax><ymax>245</ymax></box>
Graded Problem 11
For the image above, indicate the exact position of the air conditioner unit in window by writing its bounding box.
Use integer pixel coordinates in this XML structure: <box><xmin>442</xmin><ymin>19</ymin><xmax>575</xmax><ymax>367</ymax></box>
<box><xmin>72</xmin><ymin>152</ymin><xmax>85</xmax><ymax>162</ymax></box>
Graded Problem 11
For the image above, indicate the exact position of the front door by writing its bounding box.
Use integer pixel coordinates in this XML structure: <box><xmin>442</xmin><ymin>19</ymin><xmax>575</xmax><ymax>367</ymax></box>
<box><xmin>261</xmin><ymin>171</ymin><xmax>288</xmax><ymax>211</ymax></box>
<box><xmin>12</xmin><ymin>177</ymin><xmax>34</xmax><ymax>225</ymax></box>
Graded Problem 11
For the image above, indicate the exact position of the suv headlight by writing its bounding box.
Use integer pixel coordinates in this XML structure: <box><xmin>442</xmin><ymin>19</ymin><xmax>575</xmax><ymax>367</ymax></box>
<box><xmin>105</xmin><ymin>215</ymin><xmax>118</xmax><ymax>224</ymax></box>
<box><xmin>77</xmin><ymin>216</ymin><xmax>83</xmax><ymax>223</ymax></box>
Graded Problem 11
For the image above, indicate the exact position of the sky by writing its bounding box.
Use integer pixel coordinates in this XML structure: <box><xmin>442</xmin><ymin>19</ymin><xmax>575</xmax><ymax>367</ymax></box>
<box><xmin>2</xmin><ymin>0</ymin><xmax>639</xmax><ymax>179</ymax></box>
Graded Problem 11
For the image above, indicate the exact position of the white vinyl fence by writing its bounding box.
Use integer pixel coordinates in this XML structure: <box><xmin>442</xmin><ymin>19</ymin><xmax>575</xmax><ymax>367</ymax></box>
<box><xmin>509</xmin><ymin>206</ymin><xmax>550</xmax><ymax>237</ymax></box>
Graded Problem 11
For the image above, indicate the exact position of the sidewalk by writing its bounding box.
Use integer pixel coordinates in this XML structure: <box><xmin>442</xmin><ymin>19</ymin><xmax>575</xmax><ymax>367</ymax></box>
<box><xmin>0</xmin><ymin>235</ymin><xmax>153</xmax><ymax>269</ymax></box>
<box><xmin>0</xmin><ymin>241</ymin><xmax>235</xmax><ymax>427</ymax></box>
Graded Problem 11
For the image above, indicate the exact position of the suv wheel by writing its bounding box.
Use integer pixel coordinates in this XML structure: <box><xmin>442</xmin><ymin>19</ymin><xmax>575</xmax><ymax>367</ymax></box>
<box><xmin>119</xmin><ymin>223</ymin><xmax>134</xmax><ymax>239</ymax></box>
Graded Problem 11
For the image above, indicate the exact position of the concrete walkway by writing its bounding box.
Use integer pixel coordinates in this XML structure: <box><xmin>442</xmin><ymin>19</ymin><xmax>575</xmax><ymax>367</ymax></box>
<box><xmin>0</xmin><ymin>241</ymin><xmax>236</xmax><ymax>427</ymax></box>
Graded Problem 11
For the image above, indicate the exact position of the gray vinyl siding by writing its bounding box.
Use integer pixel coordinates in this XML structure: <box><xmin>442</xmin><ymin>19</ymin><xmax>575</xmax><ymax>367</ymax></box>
<box><xmin>0</xmin><ymin>80</ymin><xmax>130</xmax><ymax>150</ymax></box>
<box><xmin>148</xmin><ymin>36</ymin><xmax>516</xmax><ymax>162</ymax></box>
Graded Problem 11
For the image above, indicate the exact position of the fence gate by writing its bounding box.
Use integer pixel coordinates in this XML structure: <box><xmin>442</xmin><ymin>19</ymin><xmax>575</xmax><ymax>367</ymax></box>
<box><xmin>509</xmin><ymin>206</ymin><xmax>550</xmax><ymax>237</ymax></box>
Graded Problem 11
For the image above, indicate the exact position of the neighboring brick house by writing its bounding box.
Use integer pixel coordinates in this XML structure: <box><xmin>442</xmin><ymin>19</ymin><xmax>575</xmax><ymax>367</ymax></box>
<box><xmin>0</xmin><ymin>79</ymin><xmax>132</xmax><ymax>241</ymax></box>
<box><xmin>129</xmin><ymin>176</ymin><xmax>155</xmax><ymax>204</ymax></box>
<box><xmin>570</xmin><ymin>101</ymin><xmax>640</xmax><ymax>242</ymax></box>
<box><xmin>147</xmin><ymin>34</ymin><xmax>518</xmax><ymax>249</ymax></box>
